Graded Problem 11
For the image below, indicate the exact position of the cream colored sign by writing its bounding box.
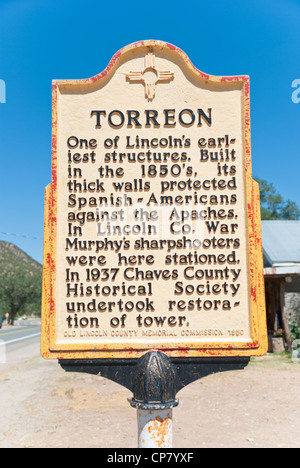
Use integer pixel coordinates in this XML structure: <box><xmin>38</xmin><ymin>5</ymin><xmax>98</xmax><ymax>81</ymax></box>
<box><xmin>42</xmin><ymin>41</ymin><xmax>267</xmax><ymax>359</ymax></box>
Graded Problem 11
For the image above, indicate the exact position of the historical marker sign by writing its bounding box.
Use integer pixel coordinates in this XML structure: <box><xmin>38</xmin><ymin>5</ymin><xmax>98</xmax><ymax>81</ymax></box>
<box><xmin>41</xmin><ymin>40</ymin><xmax>267</xmax><ymax>359</ymax></box>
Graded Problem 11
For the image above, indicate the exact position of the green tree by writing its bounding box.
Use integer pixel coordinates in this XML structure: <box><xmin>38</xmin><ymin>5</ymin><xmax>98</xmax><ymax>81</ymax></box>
<box><xmin>0</xmin><ymin>268</ymin><xmax>42</xmax><ymax>325</ymax></box>
<box><xmin>254</xmin><ymin>177</ymin><xmax>300</xmax><ymax>220</ymax></box>
<box><xmin>281</xmin><ymin>200</ymin><xmax>300</xmax><ymax>220</ymax></box>
<box><xmin>0</xmin><ymin>242</ymin><xmax>42</xmax><ymax>325</ymax></box>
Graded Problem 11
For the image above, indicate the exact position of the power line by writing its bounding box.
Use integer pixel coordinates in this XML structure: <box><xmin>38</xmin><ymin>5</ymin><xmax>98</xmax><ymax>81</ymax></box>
<box><xmin>0</xmin><ymin>231</ymin><xmax>42</xmax><ymax>241</ymax></box>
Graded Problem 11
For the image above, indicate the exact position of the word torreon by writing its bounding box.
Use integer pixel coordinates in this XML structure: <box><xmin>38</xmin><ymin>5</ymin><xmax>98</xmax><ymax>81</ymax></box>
<box><xmin>90</xmin><ymin>108</ymin><xmax>212</xmax><ymax>128</ymax></box>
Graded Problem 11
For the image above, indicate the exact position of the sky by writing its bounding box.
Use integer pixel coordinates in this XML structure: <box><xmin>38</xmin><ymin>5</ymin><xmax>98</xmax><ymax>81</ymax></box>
<box><xmin>0</xmin><ymin>0</ymin><xmax>299</xmax><ymax>263</ymax></box>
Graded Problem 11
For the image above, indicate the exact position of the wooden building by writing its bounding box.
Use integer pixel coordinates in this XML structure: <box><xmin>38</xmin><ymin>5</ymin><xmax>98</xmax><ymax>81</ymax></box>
<box><xmin>262</xmin><ymin>221</ymin><xmax>300</xmax><ymax>352</ymax></box>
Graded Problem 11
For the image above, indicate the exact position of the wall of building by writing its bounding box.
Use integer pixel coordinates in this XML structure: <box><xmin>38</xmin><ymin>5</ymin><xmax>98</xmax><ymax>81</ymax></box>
<box><xmin>285</xmin><ymin>276</ymin><xmax>300</xmax><ymax>324</ymax></box>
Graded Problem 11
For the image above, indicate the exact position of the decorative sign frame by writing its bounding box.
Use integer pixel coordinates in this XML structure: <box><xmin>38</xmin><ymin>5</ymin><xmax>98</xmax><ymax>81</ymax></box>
<box><xmin>41</xmin><ymin>40</ymin><xmax>267</xmax><ymax>360</ymax></box>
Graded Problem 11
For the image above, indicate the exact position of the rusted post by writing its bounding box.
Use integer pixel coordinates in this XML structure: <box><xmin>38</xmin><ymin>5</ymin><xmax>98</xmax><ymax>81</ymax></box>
<box><xmin>130</xmin><ymin>351</ymin><xmax>179</xmax><ymax>448</ymax></box>
<box><xmin>137</xmin><ymin>408</ymin><xmax>173</xmax><ymax>448</ymax></box>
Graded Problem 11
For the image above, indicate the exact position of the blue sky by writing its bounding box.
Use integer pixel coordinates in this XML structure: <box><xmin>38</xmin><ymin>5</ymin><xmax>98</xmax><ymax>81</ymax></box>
<box><xmin>0</xmin><ymin>0</ymin><xmax>299</xmax><ymax>263</ymax></box>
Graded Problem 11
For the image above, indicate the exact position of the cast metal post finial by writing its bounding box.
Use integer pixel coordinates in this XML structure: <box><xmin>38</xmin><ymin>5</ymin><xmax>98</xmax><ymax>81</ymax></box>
<box><xmin>130</xmin><ymin>351</ymin><xmax>179</xmax><ymax>410</ymax></box>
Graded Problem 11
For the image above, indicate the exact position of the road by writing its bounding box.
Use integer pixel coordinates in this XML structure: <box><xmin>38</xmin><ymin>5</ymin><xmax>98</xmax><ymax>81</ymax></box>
<box><xmin>0</xmin><ymin>319</ymin><xmax>41</xmax><ymax>371</ymax></box>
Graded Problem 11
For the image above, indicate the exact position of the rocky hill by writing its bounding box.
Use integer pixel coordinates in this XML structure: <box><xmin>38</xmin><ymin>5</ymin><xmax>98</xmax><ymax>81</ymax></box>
<box><xmin>0</xmin><ymin>241</ymin><xmax>42</xmax><ymax>273</ymax></box>
<box><xmin>0</xmin><ymin>241</ymin><xmax>42</xmax><ymax>321</ymax></box>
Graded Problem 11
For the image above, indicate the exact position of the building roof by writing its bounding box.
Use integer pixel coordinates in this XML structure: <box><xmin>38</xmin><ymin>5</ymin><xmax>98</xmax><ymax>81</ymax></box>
<box><xmin>262</xmin><ymin>221</ymin><xmax>300</xmax><ymax>267</ymax></box>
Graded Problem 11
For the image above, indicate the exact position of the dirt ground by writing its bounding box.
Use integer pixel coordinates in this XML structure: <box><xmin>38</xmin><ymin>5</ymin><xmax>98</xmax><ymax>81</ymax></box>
<box><xmin>0</xmin><ymin>349</ymin><xmax>300</xmax><ymax>448</ymax></box>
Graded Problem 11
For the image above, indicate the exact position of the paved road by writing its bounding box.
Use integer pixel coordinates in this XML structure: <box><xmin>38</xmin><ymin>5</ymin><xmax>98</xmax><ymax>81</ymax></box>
<box><xmin>0</xmin><ymin>320</ymin><xmax>41</xmax><ymax>343</ymax></box>
<box><xmin>0</xmin><ymin>319</ymin><xmax>41</xmax><ymax>371</ymax></box>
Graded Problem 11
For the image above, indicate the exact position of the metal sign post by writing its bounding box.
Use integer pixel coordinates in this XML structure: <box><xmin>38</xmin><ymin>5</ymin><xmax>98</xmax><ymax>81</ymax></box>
<box><xmin>60</xmin><ymin>352</ymin><xmax>249</xmax><ymax>448</ymax></box>
<box><xmin>130</xmin><ymin>352</ymin><xmax>179</xmax><ymax>448</ymax></box>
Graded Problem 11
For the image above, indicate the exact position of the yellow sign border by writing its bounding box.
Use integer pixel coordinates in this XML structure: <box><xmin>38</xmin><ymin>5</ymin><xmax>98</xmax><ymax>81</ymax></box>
<box><xmin>41</xmin><ymin>40</ymin><xmax>268</xmax><ymax>360</ymax></box>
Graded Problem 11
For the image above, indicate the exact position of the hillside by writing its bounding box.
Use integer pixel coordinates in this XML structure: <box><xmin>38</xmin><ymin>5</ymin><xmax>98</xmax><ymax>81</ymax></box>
<box><xmin>0</xmin><ymin>241</ymin><xmax>42</xmax><ymax>273</ymax></box>
<box><xmin>0</xmin><ymin>241</ymin><xmax>42</xmax><ymax>321</ymax></box>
